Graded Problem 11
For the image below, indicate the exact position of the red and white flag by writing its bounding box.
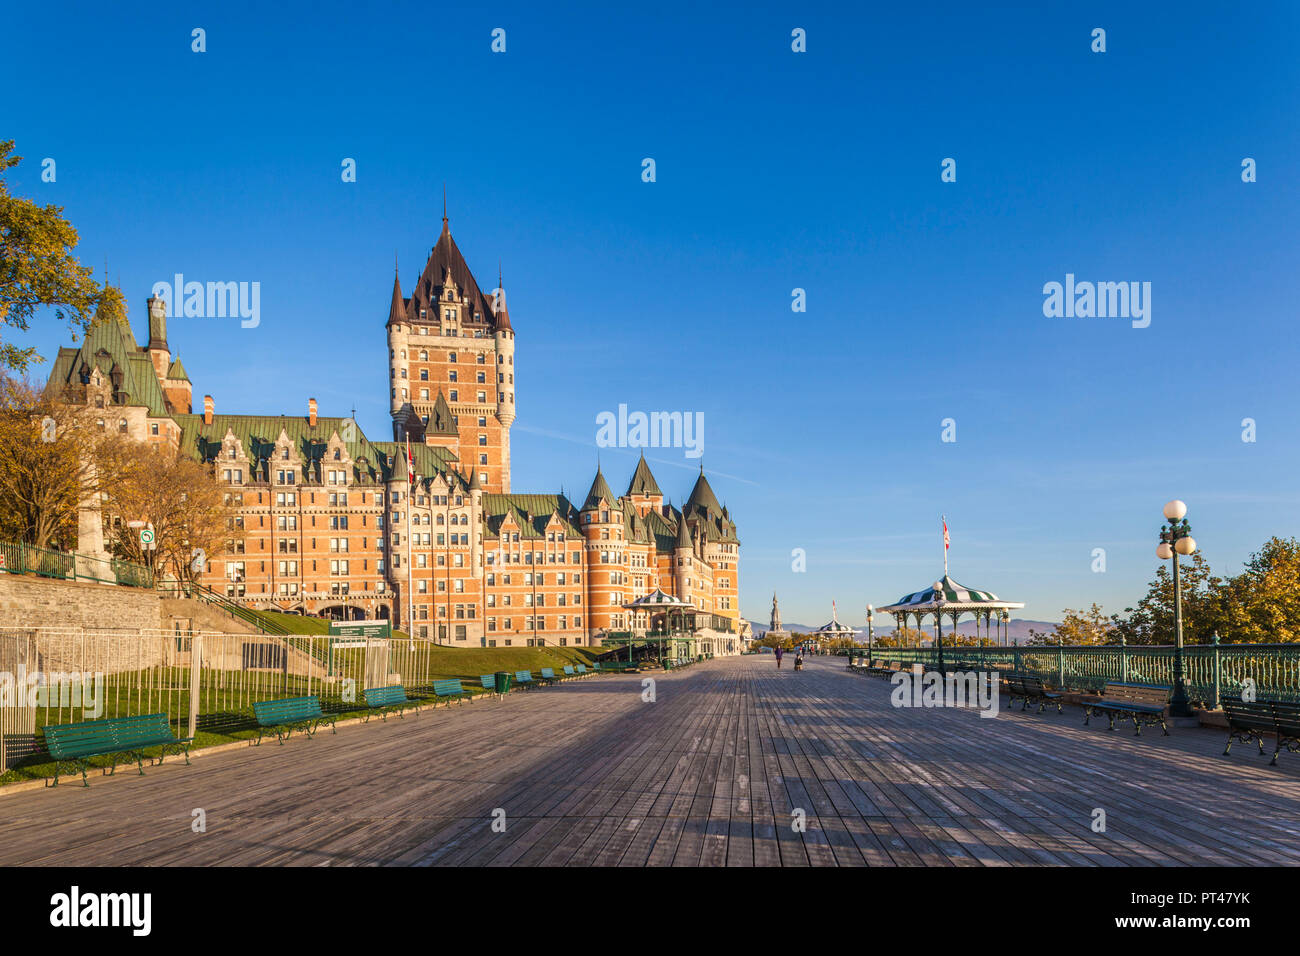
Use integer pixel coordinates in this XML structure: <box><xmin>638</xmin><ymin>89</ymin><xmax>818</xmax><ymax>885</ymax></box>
<box><xmin>406</xmin><ymin>437</ymin><xmax>415</xmax><ymax>486</ymax></box>
<box><xmin>943</xmin><ymin>516</ymin><xmax>950</xmax><ymax>551</ymax></box>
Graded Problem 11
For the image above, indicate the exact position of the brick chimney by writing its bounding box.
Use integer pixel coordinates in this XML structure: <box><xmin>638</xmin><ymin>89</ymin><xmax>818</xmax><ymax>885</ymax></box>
<box><xmin>203</xmin><ymin>395</ymin><xmax>214</xmax><ymax>426</ymax></box>
<box><xmin>308</xmin><ymin>397</ymin><xmax>318</xmax><ymax>427</ymax></box>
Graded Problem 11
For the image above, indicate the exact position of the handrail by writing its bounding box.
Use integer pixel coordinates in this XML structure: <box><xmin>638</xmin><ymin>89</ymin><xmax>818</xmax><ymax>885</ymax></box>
<box><xmin>0</xmin><ymin>539</ymin><xmax>152</xmax><ymax>588</ymax></box>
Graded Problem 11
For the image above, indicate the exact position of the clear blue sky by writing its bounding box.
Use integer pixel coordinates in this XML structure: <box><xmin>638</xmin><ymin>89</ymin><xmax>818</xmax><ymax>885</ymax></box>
<box><xmin>5</xmin><ymin>1</ymin><xmax>1299</xmax><ymax>628</ymax></box>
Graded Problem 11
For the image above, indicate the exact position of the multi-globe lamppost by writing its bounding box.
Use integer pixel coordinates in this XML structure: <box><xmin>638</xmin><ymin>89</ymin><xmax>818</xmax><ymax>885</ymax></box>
<box><xmin>1157</xmin><ymin>499</ymin><xmax>1197</xmax><ymax>718</ymax></box>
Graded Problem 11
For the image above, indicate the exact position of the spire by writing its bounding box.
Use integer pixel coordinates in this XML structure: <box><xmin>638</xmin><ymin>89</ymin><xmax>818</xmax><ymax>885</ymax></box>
<box><xmin>387</xmin><ymin>270</ymin><xmax>406</xmax><ymax>326</ymax></box>
<box><xmin>581</xmin><ymin>466</ymin><xmax>619</xmax><ymax>512</ymax></box>
<box><xmin>675</xmin><ymin>513</ymin><xmax>692</xmax><ymax>549</ymax></box>
<box><xmin>685</xmin><ymin>468</ymin><xmax>723</xmax><ymax>518</ymax></box>
<box><xmin>626</xmin><ymin>452</ymin><xmax>662</xmax><ymax>497</ymax></box>
<box><xmin>442</xmin><ymin>184</ymin><xmax>449</xmax><ymax>235</ymax></box>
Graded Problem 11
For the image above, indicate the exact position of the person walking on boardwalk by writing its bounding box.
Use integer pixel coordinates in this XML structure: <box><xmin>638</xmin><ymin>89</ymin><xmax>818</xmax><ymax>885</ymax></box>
<box><xmin>794</xmin><ymin>650</ymin><xmax>804</xmax><ymax>671</ymax></box>
<box><xmin>774</xmin><ymin>646</ymin><xmax>784</xmax><ymax>668</ymax></box>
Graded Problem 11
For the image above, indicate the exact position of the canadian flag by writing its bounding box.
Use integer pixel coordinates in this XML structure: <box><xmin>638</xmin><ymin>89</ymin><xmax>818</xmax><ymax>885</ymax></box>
<box><xmin>943</xmin><ymin>516</ymin><xmax>950</xmax><ymax>551</ymax></box>
<box><xmin>406</xmin><ymin>437</ymin><xmax>415</xmax><ymax>486</ymax></box>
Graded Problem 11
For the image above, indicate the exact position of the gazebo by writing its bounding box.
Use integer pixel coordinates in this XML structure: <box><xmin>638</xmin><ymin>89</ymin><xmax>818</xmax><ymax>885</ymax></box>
<box><xmin>614</xmin><ymin>588</ymin><xmax>695</xmax><ymax>663</ymax></box>
<box><xmin>876</xmin><ymin>574</ymin><xmax>1025</xmax><ymax>647</ymax></box>
<box><xmin>810</xmin><ymin>604</ymin><xmax>858</xmax><ymax>650</ymax></box>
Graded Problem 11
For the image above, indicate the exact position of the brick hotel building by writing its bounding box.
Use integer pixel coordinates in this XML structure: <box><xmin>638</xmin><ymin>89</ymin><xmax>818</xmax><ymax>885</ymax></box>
<box><xmin>47</xmin><ymin>215</ymin><xmax>742</xmax><ymax>650</ymax></box>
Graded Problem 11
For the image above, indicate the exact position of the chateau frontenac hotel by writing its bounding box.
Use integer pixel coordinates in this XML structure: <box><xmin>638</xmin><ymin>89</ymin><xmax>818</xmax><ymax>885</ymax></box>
<box><xmin>47</xmin><ymin>215</ymin><xmax>744</xmax><ymax>652</ymax></box>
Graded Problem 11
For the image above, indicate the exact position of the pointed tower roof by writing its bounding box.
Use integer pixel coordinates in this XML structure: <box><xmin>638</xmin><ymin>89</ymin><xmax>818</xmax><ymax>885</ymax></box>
<box><xmin>467</xmin><ymin>467</ymin><xmax>482</xmax><ymax>491</ymax></box>
<box><xmin>427</xmin><ymin>391</ymin><xmax>458</xmax><ymax>437</ymax></box>
<box><xmin>167</xmin><ymin>356</ymin><xmax>190</xmax><ymax>382</ymax></box>
<box><xmin>494</xmin><ymin>261</ymin><xmax>512</xmax><ymax>332</ymax></box>
<box><xmin>626</xmin><ymin>453</ymin><xmax>662</xmax><ymax>497</ymax></box>
<box><xmin>91</xmin><ymin>282</ymin><xmax>134</xmax><ymax>341</ymax></box>
<box><xmin>387</xmin><ymin>269</ymin><xmax>408</xmax><ymax>326</ymax></box>
<box><xmin>685</xmin><ymin>466</ymin><xmax>723</xmax><ymax>517</ymax></box>
<box><xmin>581</xmin><ymin>467</ymin><xmax>619</xmax><ymax>512</ymax></box>
<box><xmin>410</xmin><ymin>200</ymin><xmax>496</xmax><ymax>330</ymax></box>
<box><xmin>675</xmin><ymin>513</ymin><xmax>693</xmax><ymax>549</ymax></box>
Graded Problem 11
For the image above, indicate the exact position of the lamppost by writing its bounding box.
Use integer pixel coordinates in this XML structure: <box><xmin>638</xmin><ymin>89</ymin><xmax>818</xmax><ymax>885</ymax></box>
<box><xmin>933</xmin><ymin>581</ymin><xmax>946</xmax><ymax>670</ymax></box>
<box><xmin>866</xmin><ymin>604</ymin><xmax>874</xmax><ymax>656</ymax></box>
<box><xmin>1157</xmin><ymin>499</ymin><xmax>1197</xmax><ymax>718</ymax></box>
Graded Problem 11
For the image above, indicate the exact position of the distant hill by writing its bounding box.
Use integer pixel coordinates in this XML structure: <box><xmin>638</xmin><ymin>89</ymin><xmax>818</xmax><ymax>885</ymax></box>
<box><xmin>747</xmin><ymin>617</ymin><xmax>1059</xmax><ymax>647</ymax></box>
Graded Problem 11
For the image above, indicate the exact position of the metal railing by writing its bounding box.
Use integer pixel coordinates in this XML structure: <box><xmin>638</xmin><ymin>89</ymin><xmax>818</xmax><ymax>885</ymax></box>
<box><xmin>0</xmin><ymin>626</ymin><xmax>498</xmax><ymax>771</ymax></box>
<box><xmin>0</xmin><ymin>540</ymin><xmax>152</xmax><ymax>589</ymax></box>
<box><xmin>847</xmin><ymin>639</ymin><xmax>1300</xmax><ymax>706</ymax></box>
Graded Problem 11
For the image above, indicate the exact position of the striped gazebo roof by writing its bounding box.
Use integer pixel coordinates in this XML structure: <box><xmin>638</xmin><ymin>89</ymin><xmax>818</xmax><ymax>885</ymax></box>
<box><xmin>622</xmin><ymin>587</ymin><xmax>692</xmax><ymax>609</ymax></box>
<box><xmin>877</xmin><ymin>574</ymin><xmax>1025</xmax><ymax>614</ymax></box>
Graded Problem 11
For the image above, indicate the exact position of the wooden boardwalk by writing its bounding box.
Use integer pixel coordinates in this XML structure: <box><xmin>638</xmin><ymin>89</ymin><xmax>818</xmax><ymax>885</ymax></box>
<box><xmin>3</xmin><ymin>655</ymin><xmax>1300</xmax><ymax>866</ymax></box>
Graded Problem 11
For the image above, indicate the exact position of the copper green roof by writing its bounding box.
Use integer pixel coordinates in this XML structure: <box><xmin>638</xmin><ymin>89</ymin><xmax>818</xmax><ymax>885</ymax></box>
<box><xmin>626</xmin><ymin>454</ymin><xmax>662</xmax><ymax>497</ymax></box>
<box><xmin>427</xmin><ymin>391</ymin><xmax>458</xmax><ymax>437</ymax></box>
<box><xmin>175</xmin><ymin>413</ymin><xmax>399</xmax><ymax>483</ymax></box>
<box><xmin>685</xmin><ymin>468</ymin><xmax>722</xmax><ymax>518</ymax></box>
<box><xmin>47</xmin><ymin>306</ymin><xmax>169</xmax><ymax>417</ymax></box>
<box><xmin>581</xmin><ymin>468</ymin><xmax>620</xmax><ymax>512</ymax></box>
<box><xmin>167</xmin><ymin>357</ymin><xmax>190</xmax><ymax>382</ymax></box>
<box><xmin>483</xmin><ymin>494</ymin><xmax>581</xmax><ymax>539</ymax></box>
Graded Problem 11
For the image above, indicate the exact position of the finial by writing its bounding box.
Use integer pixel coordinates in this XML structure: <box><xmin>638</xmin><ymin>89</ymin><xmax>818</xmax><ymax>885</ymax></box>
<box><xmin>442</xmin><ymin>184</ymin><xmax>448</xmax><ymax>228</ymax></box>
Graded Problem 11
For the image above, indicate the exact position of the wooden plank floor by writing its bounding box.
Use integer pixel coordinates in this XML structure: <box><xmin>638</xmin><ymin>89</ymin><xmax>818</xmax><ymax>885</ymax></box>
<box><xmin>2</xmin><ymin>655</ymin><xmax>1299</xmax><ymax>866</ymax></box>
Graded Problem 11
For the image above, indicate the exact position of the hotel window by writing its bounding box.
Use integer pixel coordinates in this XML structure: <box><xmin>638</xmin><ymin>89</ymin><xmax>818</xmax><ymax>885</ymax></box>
<box><xmin>419</xmin><ymin>369</ymin><xmax>428</xmax><ymax>381</ymax></box>
<box><xmin>449</xmin><ymin>370</ymin><xmax>457</xmax><ymax>382</ymax></box>
<box><xmin>150</xmin><ymin>423</ymin><xmax>159</xmax><ymax>436</ymax></box>
<box><xmin>450</xmin><ymin>390</ymin><xmax>458</xmax><ymax>401</ymax></box>
<box><xmin>420</xmin><ymin>389</ymin><xmax>429</xmax><ymax>400</ymax></box>
<box><xmin>476</xmin><ymin>372</ymin><xmax>485</xmax><ymax>384</ymax></box>
<box><xmin>448</xmin><ymin>352</ymin><xmax>457</xmax><ymax>362</ymax></box>
<box><xmin>477</xmin><ymin>391</ymin><xmax>486</xmax><ymax>403</ymax></box>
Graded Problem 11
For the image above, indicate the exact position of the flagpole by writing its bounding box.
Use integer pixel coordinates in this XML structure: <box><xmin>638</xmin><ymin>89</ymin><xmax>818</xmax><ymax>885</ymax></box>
<box><xmin>942</xmin><ymin>514</ymin><xmax>948</xmax><ymax>577</ymax></box>
<box><xmin>406</xmin><ymin>438</ymin><xmax>414</xmax><ymax>641</ymax></box>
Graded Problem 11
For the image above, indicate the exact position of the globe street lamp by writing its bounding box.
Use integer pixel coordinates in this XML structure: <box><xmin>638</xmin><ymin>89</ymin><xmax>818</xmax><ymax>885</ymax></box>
<box><xmin>866</xmin><ymin>604</ymin><xmax>875</xmax><ymax>656</ymax></box>
<box><xmin>1158</xmin><ymin>499</ymin><xmax>1197</xmax><ymax>718</ymax></box>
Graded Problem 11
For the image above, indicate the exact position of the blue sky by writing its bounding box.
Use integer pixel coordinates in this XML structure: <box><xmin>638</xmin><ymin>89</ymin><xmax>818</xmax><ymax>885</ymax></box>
<box><xmin>5</xmin><ymin>1</ymin><xmax>1299</xmax><ymax>628</ymax></box>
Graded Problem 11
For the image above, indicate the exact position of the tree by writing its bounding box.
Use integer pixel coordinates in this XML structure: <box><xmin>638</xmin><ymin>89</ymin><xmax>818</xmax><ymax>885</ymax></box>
<box><xmin>1109</xmin><ymin>552</ymin><xmax>1227</xmax><ymax>645</ymax></box>
<box><xmin>1214</xmin><ymin>537</ymin><xmax>1300</xmax><ymax>643</ymax></box>
<box><xmin>0</xmin><ymin>140</ymin><xmax>105</xmax><ymax>373</ymax></box>
<box><xmin>0</xmin><ymin>373</ymin><xmax>97</xmax><ymax>548</ymax></box>
<box><xmin>94</xmin><ymin>437</ymin><xmax>236</xmax><ymax>585</ymax></box>
<box><xmin>1029</xmin><ymin>603</ymin><xmax>1112</xmax><ymax>645</ymax></box>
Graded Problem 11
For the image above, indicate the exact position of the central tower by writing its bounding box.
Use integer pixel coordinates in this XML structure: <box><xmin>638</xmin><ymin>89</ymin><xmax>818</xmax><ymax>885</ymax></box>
<box><xmin>386</xmin><ymin>209</ymin><xmax>515</xmax><ymax>492</ymax></box>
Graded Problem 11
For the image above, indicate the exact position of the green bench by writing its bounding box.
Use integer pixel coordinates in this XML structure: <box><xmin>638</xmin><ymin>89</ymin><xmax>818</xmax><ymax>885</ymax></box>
<box><xmin>575</xmin><ymin>664</ymin><xmax>590</xmax><ymax>677</ymax></box>
<box><xmin>363</xmin><ymin>684</ymin><xmax>418</xmax><ymax>721</ymax></box>
<box><xmin>1005</xmin><ymin>673</ymin><xmax>1064</xmax><ymax>714</ymax></box>
<box><xmin>44</xmin><ymin>713</ymin><xmax>193</xmax><ymax>788</ymax></box>
<box><xmin>1083</xmin><ymin>682</ymin><xmax>1172</xmax><ymax>736</ymax></box>
<box><xmin>432</xmin><ymin>678</ymin><xmax>471</xmax><ymax>704</ymax></box>
<box><xmin>252</xmin><ymin>695</ymin><xmax>337</xmax><ymax>745</ymax></box>
<box><xmin>538</xmin><ymin>667</ymin><xmax>562</xmax><ymax>686</ymax></box>
<box><xmin>480</xmin><ymin>674</ymin><xmax>500</xmax><ymax>695</ymax></box>
<box><xmin>563</xmin><ymin>665</ymin><xmax>578</xmax><ymax>679</ymax></box>
<box><xmin>1223</xmin><ymin>696</ymin><xmax>1300</xmax><ymax>766</ymax></box>
<box><xmin>514</xmin><ymin>670</ymin><xmax>536</xmax><ymax>689</ymax></box>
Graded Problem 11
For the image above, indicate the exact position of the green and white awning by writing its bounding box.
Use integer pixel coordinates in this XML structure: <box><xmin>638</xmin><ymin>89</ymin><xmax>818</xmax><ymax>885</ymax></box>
<box><xmin>877</xmin><ymin>574</ymin><xmax>1025</xmax><ymax>614</ymax></box>
<box><xmin>622</xmin><ymin>587</ymin><xmax>692</xmax><ymax>609</ymax></box>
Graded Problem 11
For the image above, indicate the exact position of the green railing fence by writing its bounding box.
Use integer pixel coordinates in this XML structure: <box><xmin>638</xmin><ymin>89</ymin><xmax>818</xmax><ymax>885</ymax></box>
<box><xmin>847</xmin><ymin>640</ymin><xmax>1300</xmax><ymax>707</ymax></box>
<box><xmin>0</xmin><ymin>539</ymin><xmax>152</xmax><ymax>589</ymax></box>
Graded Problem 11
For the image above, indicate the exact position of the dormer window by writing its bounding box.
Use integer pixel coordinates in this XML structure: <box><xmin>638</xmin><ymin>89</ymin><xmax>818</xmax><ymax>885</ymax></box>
<box><xmin>281</xmin><ymin>448</ymin><xmax>289</xmax><ymax>460</ymax></box>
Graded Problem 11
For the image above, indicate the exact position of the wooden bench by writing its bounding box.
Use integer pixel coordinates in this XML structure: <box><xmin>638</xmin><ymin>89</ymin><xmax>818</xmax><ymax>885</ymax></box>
<box><xmin>514</xmin><ymin>670</ymin><xmax>537</xmax><ymax>689</ymax></box>
<box><xmin>252</xmin><ymin>695</ymin><xmax>337</xmax><ymax>745</ymax></box>
<box><xmin>44</xmin><ymin>713</ymin><xmax>193</xmax><ymax>788</ymax></box>
<box><xmin>363</xmin><ymin>684</ymin><xmax>418</xmax><ymax>721</ymax></box>
<box><xmin>562</xmin><ymin>665</ymin><xmax>578</xmax><ymax>680</ymax></box>
<box><xmin>538</xmin><ymin>667</ymin><xmax>562</xmax><ymax>686</ymax></box>
<box><xmin>1223</xmin><ymin>696</ymin><xmax>1300</xmax><ymax>766</ymax></box>
<box><xmin>575</xmin><ymin>664</ymin><xmax>590</xmax><ymax>677</ymax></box>
<box><xmin>1082</xmin><ymin>682</ymin><xmax>1172</xmax><ymax>736</ymax></box>
<box><xmin>480</xmin><ymin>674</ymin><xmax>502</xmax><ymax>696</ymax></box>
<box><xmin>1004</xmin><ymin>673</ymin><xmax>1064</xmax><ymax>714</ymax></box>
<box><xmin>432</xmin><ymin>678</ymin><xmax>470</xmax><ymax>704</ymax></box>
